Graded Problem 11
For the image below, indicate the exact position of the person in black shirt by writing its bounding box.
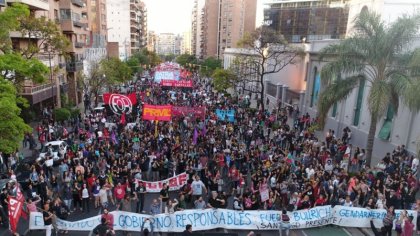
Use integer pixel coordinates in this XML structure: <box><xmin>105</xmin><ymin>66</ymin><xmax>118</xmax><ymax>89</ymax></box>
<box><xmin>207</xmin><ymin>191</ymin><xmax>224</xmax><ymax>208</ymax></box>
<box><xmin>160</xmin><ymin>183</ymin><xmax>169</xmax><ymax>203</ymax></box>
<box><xmin>43</xmin><ymin>203</ymin><xmax>54</xmax><ymax>236</ymax></box>
<box><xmin>136</xmin><ymin>182</ymin><xmax>147</xmax><ymax>213</ymax></box>
<box><xmin>93</xmin><ymin>218</ymin><xmax>110</xmax><ymax>236</ymax></box>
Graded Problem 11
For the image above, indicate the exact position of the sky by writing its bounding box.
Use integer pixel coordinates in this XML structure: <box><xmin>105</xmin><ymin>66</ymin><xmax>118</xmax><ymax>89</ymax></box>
<box><xmin>144</xmin><ymin>0</ymin><xmax>267</xmax><ymax>35</ymax></box>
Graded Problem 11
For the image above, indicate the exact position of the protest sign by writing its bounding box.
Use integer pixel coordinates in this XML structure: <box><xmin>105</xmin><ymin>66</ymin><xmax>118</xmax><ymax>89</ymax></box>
<box><xmin>29</xmin><ymin>206</ymin><xmax>418</xmax><ymax>232</ymax></box>
<box><xmin>139</xmin><ymin>172</ymin><xmax>188</xmax><ymax>193</ymax></box>
<box><xmin>215</xmin><ymin>109</ymin><xmax>235</xmax><ymax>122</ymax></box>
<box><xmin>172</xmin><ymin>106</ymin><xmax>206</xmax><ymax>120</ymax></box>
<box><xmin>142</xmin><ymin>105</ymin><xmax>172</xmax><ymax>121</ymax></box>
<box><xmin>160</xmin><ymin>80</ymin><xmax>193</xmax><ymax>88</ymax></box>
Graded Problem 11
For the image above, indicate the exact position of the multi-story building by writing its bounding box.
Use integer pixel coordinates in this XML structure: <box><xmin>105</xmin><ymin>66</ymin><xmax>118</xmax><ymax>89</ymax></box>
<box><xmin>191</xmin><ymin>0</ymin><xmax>205</xmax><ymax>57</ymax></box>
<box><xmin>6</xmin><ymin>0</ymin><xmax>67</xmax><ymax>110</ymax></box>
<box><xmin>181</xmin><ymin>31</ymin><xmax>192</xmax><ymax>54</ymax></box>
<box><xmin>191</xmin><ymin>0</ymin><xmax>256</xmax><ymax>59</ymax></box>
<box><xmin>147</xmin><ymin>30</ymin><xmax>157</xmax><ymax>52</ymax></box>
<box><xmin>106</xmin><ymin>0</ymin><xmax>147</xmax><ymax>59</ymax></box>
<box><xmin>264</xmin><ymin>0</ymin><xmax>351</xmax><ymax>43</ymax></box>
<box><xmin>156</xmin><ymin>33</ymin><xmax>176</xmax><ymax>55</ymax></box>
<box><xmin>174</xmin><ymin>35</ymin><xmax>182</xmax><ymax>55</ymax></box>
<box><xmin>59</xmin><ymin>0</ymin><xmax>90</xmax><ymax>105</ymax></box>
<box><xmin>84</xmin><ymin>0</ymin><xmax>108</xmax><ymax>80</ymax></box>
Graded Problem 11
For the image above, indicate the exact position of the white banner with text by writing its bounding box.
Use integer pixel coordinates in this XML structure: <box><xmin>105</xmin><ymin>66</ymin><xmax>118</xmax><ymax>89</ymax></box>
<box><xmin>29</xmin><ymin>206</ymin><xmax>417</xmax><ymax>232</ymax></box>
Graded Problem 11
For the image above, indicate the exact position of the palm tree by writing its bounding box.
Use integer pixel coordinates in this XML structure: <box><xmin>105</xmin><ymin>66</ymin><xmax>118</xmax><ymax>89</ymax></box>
<box><xmin>317</xmin><ymin>10</ymin><xmax>420</xmax><ymax>166</ymax></box>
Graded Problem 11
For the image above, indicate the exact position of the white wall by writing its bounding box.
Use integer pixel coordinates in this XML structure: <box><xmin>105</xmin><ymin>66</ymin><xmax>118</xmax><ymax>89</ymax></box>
<box><xmin>106</xmin><ymin>0</ymin><xmax>131</xmax><ymax>61</ymax></box>
<box><xmin>304</xmin><ymin>38</ymin><xmax>420</xmax><ymax>164</ymax></box>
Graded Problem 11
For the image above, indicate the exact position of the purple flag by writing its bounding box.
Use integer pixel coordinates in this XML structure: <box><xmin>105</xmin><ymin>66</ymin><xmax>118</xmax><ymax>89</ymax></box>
<box><xmin>192</xmin><ymin>128</ymin><xmax>198</xmax><ymax>145</ymax></box>
<box><xmin>111</xmin><ymin>131</ymin><xmax>118</xmax><ymax>144</ymax></box>
<box><xmin>201</xmin><ymin>124</ymin><xmax>207</xmax><ymax>137</ymax></box>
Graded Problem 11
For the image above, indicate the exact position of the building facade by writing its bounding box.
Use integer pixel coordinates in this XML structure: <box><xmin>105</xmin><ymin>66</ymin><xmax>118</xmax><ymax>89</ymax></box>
<box><xmin>191</xmin><ymin>0</ymin><xmax>257</xmax><ymax>59</ymax></box>
<box><xmin>264</xmin><ymin>0</ymin><xmax>350</xmax><ymax>43</ymax></box>
<box><xmin>147</xmin><ymin>30</ymin><xmax>157</xmax><ymax>52</ymax></box>
<box><xmin>106</xmin><ymin>0</ymin><xmax>147</xmax><ymax>60</ymax></box>
<box><xmin>181</xmin><ymin>31</ymin><xmax>192</xmax><ymax>54</ymax></box>
<box><xmin>156</xmin><ymin>33</ymin><xmax>176</xmax><ymax>55</ymax></box>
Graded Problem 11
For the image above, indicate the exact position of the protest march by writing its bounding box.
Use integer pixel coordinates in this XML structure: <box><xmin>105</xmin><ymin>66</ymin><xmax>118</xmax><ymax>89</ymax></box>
<box><xmin>1</xmin><ymin>62</ymin><xmax>419</xmax><ymax>236</ymax></box>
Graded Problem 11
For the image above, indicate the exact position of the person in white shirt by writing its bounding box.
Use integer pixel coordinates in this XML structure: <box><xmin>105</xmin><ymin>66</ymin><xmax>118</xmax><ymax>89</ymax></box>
<box><xmin>342</xmin><ymin>195</ymin><xmax>353</xmax><ymax>207</ymax></box>
<box><xmin>191</xmin><ymin>175</ymin><xmax>207</xmax><ymax>200</ymax></box>
<box><xmin>81</xmin><ymin>183</ymin><xmax>90</xmax><ymax>213</ymax></box>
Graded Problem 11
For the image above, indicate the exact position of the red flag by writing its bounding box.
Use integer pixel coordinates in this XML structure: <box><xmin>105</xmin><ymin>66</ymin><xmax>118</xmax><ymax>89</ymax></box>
<box><xmin>120</xmin><ymin>112</ymin><xmax>126</xmax><ymax>125</ymax></box>
<box><xmin>103</xmin><ymin>93</ymin><xmax>137</xmax><ymax>105</ymax></box>
<box><xmin>8</xmin><ymin>197</ymin><xmax>23</xmax><ymax>233</ymax></box>
<box><xmin>16</xmin><ymin>187</ymin><xmax>27</xmax><ymax>220</ymax></box>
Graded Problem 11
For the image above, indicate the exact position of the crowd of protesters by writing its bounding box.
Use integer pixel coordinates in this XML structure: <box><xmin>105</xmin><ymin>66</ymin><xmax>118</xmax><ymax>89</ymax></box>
<box><xmin>0</xmin><ymin>66</ymin><xmax>419</xmax><ymax>236</ymax></box>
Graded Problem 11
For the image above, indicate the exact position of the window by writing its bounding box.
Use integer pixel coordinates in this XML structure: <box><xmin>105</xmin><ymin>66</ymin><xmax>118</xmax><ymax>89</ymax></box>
<box><xmin>310</xmin><ymin>67</ymin><xmax>320</xmax><ymax>107</ymax></box>
<box><xmin>60</xmin><ymin>9</ymin><xmax>71</xmax><ymax>20</ymax></box>
<box><xmin>353</xmin><ymin>79</ymin><xmax>365</xmax><ymax>126</ymax></box>
<box><xmin>378</xmin><ymin>104</ymin><xmax>394</xmax><ymax>140</ymax></box>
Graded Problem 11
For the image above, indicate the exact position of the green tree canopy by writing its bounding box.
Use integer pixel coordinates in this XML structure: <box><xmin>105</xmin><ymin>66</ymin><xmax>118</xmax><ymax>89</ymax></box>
<box><xmin>212</xmin><ymin>68</ymin><xmax>238</xmax><ymax>93</ymax></box>
<box><xmin>0</xmin><ymin>53</ymin><xmax>49</xmax><ymax>85</ymax></box>
<box><xmin>0</xmin><ymin>3</ymin><xmax>29</xmax><ymax>53</ymax></box>
<box><xmin>318</xmin><ymin>10</ymin><xmax>420</xmax><ymax>165</ymax></box>
<box><xmin>0</xmin><ymin>78</ymin><xmax>32</xmax><ymax>154</ymax></box>
<box><xmin>176</xmin><ymin>54</ymin><xmax>197</xmax><ymax>67</ymax></box>
<box><xmin>200</xmin><ymin>57</ymin><xmax>222</xmax><ymax>77</ymax></box>
<box><xmin>100</xmin><ymin>57</ymin><xmax>132</xmax><ymax>86</ymax></box>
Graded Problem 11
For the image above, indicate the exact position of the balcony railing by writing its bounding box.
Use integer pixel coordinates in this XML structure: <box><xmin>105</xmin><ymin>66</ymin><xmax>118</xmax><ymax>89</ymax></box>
<box><xmin>75</xmin><ymin>42</ymin><xmax>85</xmax><ymax>48</ymax></box>
<box><xmin>21</xmin><ymin>83</ymin><xmax>55</xmax><ymax>94</ymax></box>
<box><xmin>73</xmin><ymin>20</ymin><xmax>84</xmax><ymax>28</ymax></box>
<box><xmin>66</xmin><ymin>61</ymin><xmax>83</xmax><ymax>72</ymax></box>
<box><xmin>71</xmin><ymin>0</ymin><xmax>84</xmax><ymax>7</ymax></box>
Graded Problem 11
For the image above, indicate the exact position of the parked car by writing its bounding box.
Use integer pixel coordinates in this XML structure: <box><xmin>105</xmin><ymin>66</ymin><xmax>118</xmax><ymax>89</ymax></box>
<box><xmin>37</xmin><ymin>140</ymin><xmax>68</xmax><ymax>163</ymax></box>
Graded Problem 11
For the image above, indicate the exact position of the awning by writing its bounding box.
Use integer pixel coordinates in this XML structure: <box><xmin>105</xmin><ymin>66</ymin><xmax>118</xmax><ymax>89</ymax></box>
<box><xmin>378</xmin><ymin>120</ymin><xmax>392</xmax><ymax>140</ymax></box>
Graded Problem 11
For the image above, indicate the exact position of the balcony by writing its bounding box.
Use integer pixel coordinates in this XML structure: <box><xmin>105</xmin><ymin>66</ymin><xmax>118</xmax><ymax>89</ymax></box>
<box><xmin>73</xmin><ymin>20</ymin><xmax>84</xmax><ymax>28</ymax></box>
<box><xmin>66</xmin><ymin>61</ymin><xmax>83</xmax><ymax>72</ymax></box>
<box><xmin>61</xmin><ymin>19</ymin><xmax>85</xmax><ymax>33</ymax></box>
<box><xmin>20</xmin><ymin>83</ymin><xmax>58</xmax><ymax>104</ymax></box>
<box><xmin>71</xmin><ymin>0</ymin><xmax>84</xmax><ymax>7</ymax></box>
<box><xmin>74</xmin><ymin>42</ymin><xmax>85</xmax><ymax>48</ymax></box>
<box><xmin>7</xmin><ymin>0</ymin><xmax>49</xmax><ymax>11</ymax></box>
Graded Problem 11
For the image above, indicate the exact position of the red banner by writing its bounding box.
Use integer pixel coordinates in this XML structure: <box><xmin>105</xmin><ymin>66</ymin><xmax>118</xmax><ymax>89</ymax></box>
<box><xmin>138</xmin><ymin>172</ymin><xmax>188</xmax><ymax>192</ymax></box>
<box><xmin>103</xmin><ymin>93</ymin><xmax>137</xmax><ymax>114</ymax></box>
<box><xmin>142</xmin><ymin>104</ymin><xmax>172</xmax><ymax>121</ymax></box>
<box><xmin>8</xmin><ymin>197</ymin><xmax>23</xmax><ymax>233</ymax></box>
<box><xmin>160</xmin><ymin>80</ymin><xmax>193</xmax><ymax>88</ymax></box>
<box><xmin>172</xmin><ymin>106</ymin><xmax>206</xmax><ymax>120</ymax></box>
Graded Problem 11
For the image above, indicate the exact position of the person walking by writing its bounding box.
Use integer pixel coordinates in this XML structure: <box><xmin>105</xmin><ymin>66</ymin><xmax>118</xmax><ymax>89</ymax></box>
<box><xmin>43</xmin><ymin>203</ymin><xmax>54</xmax><ymax>236</ymax></box>
<box><xmin>279</xmin><ymin>209</ymin><xmax>291</xmax><ymax>236</ymax></box>
<box><xmin>136</xmin><ymin>181</ymin><xmax>147</xmax><ymax>213</ymax></box>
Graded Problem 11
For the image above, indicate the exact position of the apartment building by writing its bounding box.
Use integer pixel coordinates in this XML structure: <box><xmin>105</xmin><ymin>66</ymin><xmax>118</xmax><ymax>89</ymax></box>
<box><xmin>147</xmin><ymin>30</ymin><xmax>157</xmax><ymax>52</ymax></box>
<box><xmin>181</xmin><ymin>31</ymin><xmax>192</xmax><ymax>54</ymax></box>
<box><xmin>156</xmin><ymin>33</ymin><xmax>176</xmax><ymax>55</ymax></box>
<box><xmin>106</xmin><ymin>0</ymin><xmax>147</xmax><ymax>60</ymax></box>
<box><xmin>5</xmin><ymin>0</ymin><xmax>67</xmax><ymax>111</ymax></box>
<box><xmin>59</xmin><ymin>0</ymin><xmax>90</xmax><ymax>105</ymax></box>
<box><xmin>191</xmin><ymin>0</ymin><xmax>256</xmax><ymax>59</ymax></box>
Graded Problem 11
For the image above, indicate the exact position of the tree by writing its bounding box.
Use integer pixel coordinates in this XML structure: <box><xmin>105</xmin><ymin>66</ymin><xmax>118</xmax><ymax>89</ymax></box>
<box><xmin>0</xmin><ymin>3</ymin><xmax>70</xmax><ymax>87</ymax></box>
<box><xmin>126</xmin><ymin>56</ymin><xmax>141</xmax><ymax>76</ymax></box>
<box><xmin>0</xmin><ymin>53</ymin><xmax>49</xmax><ymax>84</ymax></box>
<box><xmin>212</xmin><ymin>68</ymin><xmax>238</xmax><ymax>93</ymax></box>
<box><xmin>200</xmin><ymin>57</ymin><xmax>222</xmax><ymax>78</ymax></box>
<box><xmin>176</xmin><ymin>54</ymin><xmax>197</xmax><ymax>67</ymax></box>
<box><xmin>0</xmin><ymin>78</ymin><xmax>32</xmax><ymax>154</ymax></box>
<box><xmin>101</xmin><ymin>57</ymin><xmax>132</xmax><ymax>87</ymax></box>
<box><xmin>18</xmin><ymin>15</ymin><xmax>70</xmax><ymax>59</ymax></box>
<box><xmin>317</xmin><ymin>10</ymin><xmax>420</xmax><ymax>165</ymax></box>
<box><xmin>0</xmin><ymin>3</ymin><xmax>29</xmax><ymax>53</ymax></box>
<box><xmin>235</xmin><ymin>26</ymin><xmax>303</xmax><ymax>111</ymax></box>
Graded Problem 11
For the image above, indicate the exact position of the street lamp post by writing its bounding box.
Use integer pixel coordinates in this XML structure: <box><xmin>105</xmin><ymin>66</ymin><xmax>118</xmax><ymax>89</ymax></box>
<box><xmin>46</xmin><ymin>46</ymin><xmax>55</xmax><ymax>121</ymax></box>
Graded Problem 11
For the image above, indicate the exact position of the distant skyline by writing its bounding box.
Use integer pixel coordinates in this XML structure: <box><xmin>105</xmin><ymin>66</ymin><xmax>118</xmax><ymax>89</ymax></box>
<box><xmin>144</xmin><ymin>0</ymin><xmax>267</xmax><ymax>35</ymax></box>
